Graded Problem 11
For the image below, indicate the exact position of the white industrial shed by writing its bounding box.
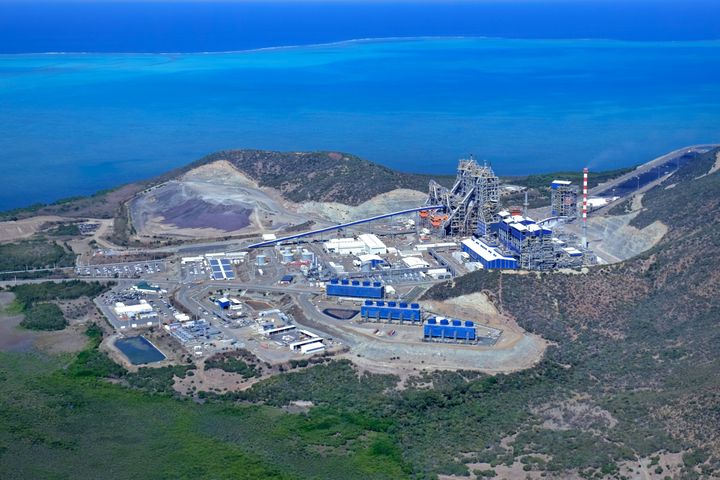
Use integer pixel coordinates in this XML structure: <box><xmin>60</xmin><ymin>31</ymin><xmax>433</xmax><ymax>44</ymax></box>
<box><xmin>358</xmin><ymin>234</ymin><xmax>387</xmax><ymax>254</ymax></box>
<box><xmin>402</xmin><ymin>256</ymin><xmax>430</xmax><ymax>269</ymax></box>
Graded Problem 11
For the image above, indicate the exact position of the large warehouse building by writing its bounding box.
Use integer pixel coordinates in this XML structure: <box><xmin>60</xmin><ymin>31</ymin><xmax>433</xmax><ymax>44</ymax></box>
<box><xmin>324</xmin><ymin>234</ymin><xmax>387</xmax><ymax>255</ymax></box>
<box><xmin>461</xmin><ymin>237</ymin><xmax>518</xmax><ymax>269</ymax></box>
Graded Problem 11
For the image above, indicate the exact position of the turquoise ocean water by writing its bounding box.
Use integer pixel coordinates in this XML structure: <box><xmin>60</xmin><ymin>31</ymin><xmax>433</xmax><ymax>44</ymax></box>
<box><xmin>1</xmin><ymin>37</ymin><xmax>720</xmax><ymax>209</ymax></box>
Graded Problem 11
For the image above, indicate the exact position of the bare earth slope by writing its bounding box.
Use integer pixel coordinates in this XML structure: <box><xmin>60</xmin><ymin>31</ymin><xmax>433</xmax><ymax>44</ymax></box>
<box><xmin>200</xmin><ymin>149</ymin><xmax>441</xmax><ymax>206</ymax></box>
<box><xmin>130</xmin><ymin>158</ymin><xmax>432</xmax><ymax>239</ymax></box>
<box><xmin>130</xmin><ymin>160</ymin><xmax>309</xmax><ymax>238</ymax></box>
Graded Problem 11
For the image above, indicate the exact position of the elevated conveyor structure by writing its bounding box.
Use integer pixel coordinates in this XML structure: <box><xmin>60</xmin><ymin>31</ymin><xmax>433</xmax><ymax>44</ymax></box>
<box><xmin>248</xmin><ymin>205</ymin><xmax>445</xmax><ymax>248</ymax></box>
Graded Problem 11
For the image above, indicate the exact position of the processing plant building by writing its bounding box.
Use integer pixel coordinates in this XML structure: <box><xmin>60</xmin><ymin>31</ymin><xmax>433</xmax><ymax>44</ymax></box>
<box><xmin>466</xmin><ymin>209</ymin><xmax>585</xmax><ymax>270</ymax></box>
<box><xmin>423</xmin><ymin>158</ymin><xmax>499</xmax><ymax>237</ymax></box>
<box><xmin>550</xmin><ymin>180</ymin><xmax>579</xmax><ymax>218</ymax></box>
<box><xmin>461</xmin><ymin>237</ymin><xmax>518</xmax><ymax>269</ymax></box>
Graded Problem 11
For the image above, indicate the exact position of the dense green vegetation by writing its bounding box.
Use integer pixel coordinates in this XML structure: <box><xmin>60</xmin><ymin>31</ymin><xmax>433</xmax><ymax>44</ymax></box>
<box><xmin>0</xmin><ymin>240</ymin><xmax>76</xmax><ymax>271</ymax></box>
<box><xmin>19</xmin><ymin>302</ymin><xmax>67</xmax><ymax>331</ymax></box>
<box><xmin>8</xmin><ymin>280</ymin><xmax>112</xmax><ymax>332</ymax></box>
<box><xmin>205</xmin><ymin>350</ymin><xmax>262</xmax><ymax>379</ymax></box>
<box><xmin>10</xmin><ymin>280</ymin><xmax>111</xmax><ymax>309</ymax></box>
<box><xmin>0</xmin><ymin>326</ymin><xmax>410</xmax><ymax>480</ymax></box>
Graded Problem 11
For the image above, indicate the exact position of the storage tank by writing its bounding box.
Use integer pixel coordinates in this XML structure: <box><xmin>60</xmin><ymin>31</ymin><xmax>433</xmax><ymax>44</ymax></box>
<box><xmin>256</xmin><ymin>254</ymin><xmax>266</xmax><ymax>266</ymax></box>
<box><xmin>281</xmin><ymin>251</ymin><xmax>294</xmax><ymax>263</ymax></box>
<box><xmin>301</xmin><ymin>250</ymin><xmax>314</xmax><ymax>262</ymax></box>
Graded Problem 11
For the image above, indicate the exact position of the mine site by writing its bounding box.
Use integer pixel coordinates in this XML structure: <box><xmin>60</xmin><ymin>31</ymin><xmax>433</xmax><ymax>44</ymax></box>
<box><xmin>1</xmin><ymin>145</ymin><xmax>710</xmax><ymax>394</ymax></box>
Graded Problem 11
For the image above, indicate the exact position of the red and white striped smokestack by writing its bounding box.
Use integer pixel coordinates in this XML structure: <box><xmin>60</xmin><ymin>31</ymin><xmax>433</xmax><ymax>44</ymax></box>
<box><xmin>582</xmin><ymin>167</ymin><xmax>588</xmax><ymax>248</ymax></box>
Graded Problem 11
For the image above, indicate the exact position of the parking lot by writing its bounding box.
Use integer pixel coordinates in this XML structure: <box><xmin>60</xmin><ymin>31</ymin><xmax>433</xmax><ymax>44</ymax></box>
<box><xmin>76</xmin><ymin>260</ymin><xmax>165</xmax><ymax>279</ymax></box>
<box><xmin>97</xmin><ymin>287</ymin><xmax>177</xmax><ymax>330</ymax></box>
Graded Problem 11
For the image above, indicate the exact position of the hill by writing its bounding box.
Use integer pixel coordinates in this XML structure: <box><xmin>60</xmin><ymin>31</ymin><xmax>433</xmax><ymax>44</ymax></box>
<box><xmin>198</xmin><ymin>149</ymin><xmax>450</xmax><ymax>206</ymax></box>
<box><xmin>423</xmin><ymin>146</ymin><xmax>720</xmax><ymax>475</ymax></box>
<box><xmin>1</xmin><ymin>148</ymin><xmax>718</xmax><ymax>479</ymax></box>
<box><xmin>0</xmin><ymin>150</ymin><xmax>444</xmax><ymax>224</ymax></box>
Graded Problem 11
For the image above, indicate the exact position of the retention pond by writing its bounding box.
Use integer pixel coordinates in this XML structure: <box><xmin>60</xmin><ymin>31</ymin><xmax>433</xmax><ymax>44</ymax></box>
<box><xmin>115</xmin><ymin>336</ymin><xmax>166</xmax><ymax>365</ymax></box>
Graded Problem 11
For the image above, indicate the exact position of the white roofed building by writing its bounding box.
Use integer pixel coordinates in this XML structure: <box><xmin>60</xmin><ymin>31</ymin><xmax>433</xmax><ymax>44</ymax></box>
<box><xmin>402</xmin><ymin>256</ymin><xmax>430</xmax><ymax>269</ymax></box>
<box><xmin>114</xmin><ymin>300</ymin><xmax>154</xmax><ymax>317</ymax></box>
<box><xmin>358</xmin><ymin>233</ymin><xmax>387</xmax><ymax>254</ymax></box>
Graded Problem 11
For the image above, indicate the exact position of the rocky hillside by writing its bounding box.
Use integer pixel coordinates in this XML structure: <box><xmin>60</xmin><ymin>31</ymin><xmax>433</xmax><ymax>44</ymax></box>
<box><xmin>0</xmin><ymin>150</ymin><xmax>447</xmax><ymax>222</ymax></box>
<box><xmin>423</xmin><ymin>146</ymin><xmax>720</xmax><ymax>475</ymax></box>
<box><xmin>199</xmin><ymin>149</ymin><xmax>446</xmax><ymax>206</ymax></box>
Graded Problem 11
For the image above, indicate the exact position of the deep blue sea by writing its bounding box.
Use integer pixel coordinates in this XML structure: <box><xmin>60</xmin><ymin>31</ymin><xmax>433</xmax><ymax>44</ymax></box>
<box><xmin>1</xmin><ymin>2</ymin><xmax>719</xmax><ymax>210</ymax></box>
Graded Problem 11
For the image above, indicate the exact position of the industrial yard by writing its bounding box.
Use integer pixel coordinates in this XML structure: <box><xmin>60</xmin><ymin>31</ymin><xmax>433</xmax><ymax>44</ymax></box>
<box><xmin>2</xmin><ymin>145</ymin><xmax>718</xmax><ymax>480</ymax></box>
<box><xmin>4</xmin><ymin>146</ymin><xmax>708</xmax><ymax>379</ymax></box>
<box><xmin>73</xmin><ymin>153</ymin><xmax>656</xmax><ymax>376</ymax></box>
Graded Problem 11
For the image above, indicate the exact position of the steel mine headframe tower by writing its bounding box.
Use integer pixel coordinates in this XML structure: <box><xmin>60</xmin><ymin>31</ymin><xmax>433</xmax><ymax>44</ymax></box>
<box><xmin>424</xmin><ymin>157</ymin><xmax>500</xmax><ymax>237</ymax></box>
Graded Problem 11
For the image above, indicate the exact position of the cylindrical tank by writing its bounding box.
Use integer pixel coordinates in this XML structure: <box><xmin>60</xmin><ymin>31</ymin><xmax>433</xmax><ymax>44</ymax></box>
<box><xmin>256</xmin><ymin>254</ymin><xmax>266</xmax><ymax>266</ymax></box>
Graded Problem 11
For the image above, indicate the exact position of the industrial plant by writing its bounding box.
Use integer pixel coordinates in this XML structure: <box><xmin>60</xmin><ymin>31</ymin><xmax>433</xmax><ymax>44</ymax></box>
<box><xmin>92</xmin><ymin>155</ymin><xmax>606</xmax><ymax>373</ymax></box>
